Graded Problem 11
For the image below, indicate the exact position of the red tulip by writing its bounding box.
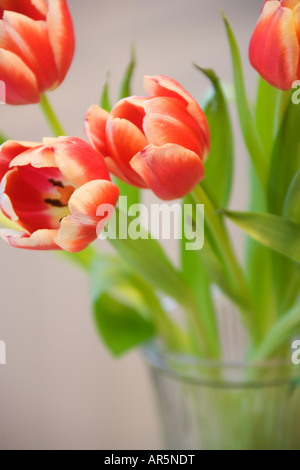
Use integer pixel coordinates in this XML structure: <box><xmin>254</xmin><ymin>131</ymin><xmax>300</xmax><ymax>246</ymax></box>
<box><xmin>0</xmin><ymin>0</ymin><xmax>75</xmax><ymax>104</ymax></box>
<box><xmin>0</xmin><ymin>137</ymin><xmax>120</xmax><ymax>251</ymax></box>
<box><xmin>249</xmin><ymin>0</ymin><xmax>300</xmax><ymax>90</ymax></box>
<box><xmin>85</xmin><ymin>75</ymin><xmax>210</xmax><ymax>200</ymax></box>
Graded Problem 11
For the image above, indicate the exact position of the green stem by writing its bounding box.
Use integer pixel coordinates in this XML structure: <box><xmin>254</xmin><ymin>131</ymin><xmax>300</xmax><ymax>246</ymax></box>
<box><xmin>145</xmin><ymin>292</ymin><xmax>191</xmax><ymax>354</ymax></box>
<box><xmin>39</xmin><ymin>93</ymin><xmax>65</xmax><ymax>137</ymax></box>
<box><xmin>251</xmin><ymin>302</ymin><xmax>300</xmax><ymax>361</ymax></box>
<box><xmin>109</xmin><ymin>208</ymin><xmax>216</xmax><ymax>357</ymax></box>
<box><xmin>273</xmin><ymin>90</ymin><xmax>291</xmax><ymax>138</ymax></box>
<box><xmin>191</xmin><ymin>186</ymin><xmax>257</xmax><ymax>343</ymax></box>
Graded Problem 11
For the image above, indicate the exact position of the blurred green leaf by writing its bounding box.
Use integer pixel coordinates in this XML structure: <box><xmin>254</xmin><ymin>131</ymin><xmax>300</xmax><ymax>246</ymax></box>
<box><xmin>279</xmin><ymin>168</ymin><xmax>300</xmax><ymax>313</ymax></box>
<box><xmin>252</xmin><ymin>302</ymin><xmax>300</xmax><ymax>361</ymax></box>
<box><xmin>109</xmin><ymin>209</ymin><xmax>193</xmax><ymax>306</ymax></box>
<box><xmin>246</xmin><ymin>77</ymin><xmax>280</xmax><ymax>332</ymax></box>
<box><xmin>222</xmin><ymin>11</ymin><xmax>268</xmax><ymax>188</ymax></box>
<box><xmin>255</xmin><ymin>78</ymin><xmax>281</xmax><ymax>158</ymax></box>
<box><xmin>268</xmin><ymin>95</ymin><xmax>300</xmax><ymax>215</ymax></box>
<box><xmin>119</xmin><ymin>45</ymin><xmax>136</xmax><ymax>100</ymax></box>
<box><xmin>115</xmin><ymin>179</ymin><xmax>140</xmax><ymax>208</ymax></box>
<box><xmin>181</xmin><ymin>198</ymin><xmax>220</xmax><ymax>358</ymax></box>
<box><xmin>266</xmin><ymin>96</ymin><xmax>300</xmax><ymax>314</ymax></box>
<box><xmin>108</xmin><ymin>208</ymin><xmax>213</xmax><ymax>353</ymax></box>
<box><xmin>91</xmin><ymin>256</ymin><xmax>155</xmax><ymax>356</ymax></box>
<box><xmin>223</xmin><ymin>209</ymin><xmax>300</xmax><ymax>264</ymax></box>
<box><xmin>284</xmin><ymin>169</ymin><xmax>300</xmax><ymax>224</ymax></box>
<box><xmin>195</xmin><ymin>66</ymin><xmax>233</xmax><ymax>208</ymax></box>
<box><xmin>100</xmin><ymin>72</ymin><xmax>112</xmax><ymax>112</ymax></box>
<box><xmin>0</xmin><ymin>133</ymin><xmax>8</xmax><ymax>145</ymax></box>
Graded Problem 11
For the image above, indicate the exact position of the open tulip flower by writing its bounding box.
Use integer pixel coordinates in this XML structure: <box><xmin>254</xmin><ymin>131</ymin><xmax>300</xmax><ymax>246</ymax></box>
<box><xmin>85</xmin><ymin>75</ymin><xmax>210</xmax><ymax>200</ymax></box>
<box><xmin>0</xmin><ymin>137</ymin><xmax>120</xmax><ymax>252</ymax></box>
<box><xmin>0</xmin><ymin>0</ymin><xmax>75</xmax><ymax>104</ymax></box>
<box><xmin>249</xmin><ymin>0</ymin><xmax>300</xmax><ymax>90</ymax></box>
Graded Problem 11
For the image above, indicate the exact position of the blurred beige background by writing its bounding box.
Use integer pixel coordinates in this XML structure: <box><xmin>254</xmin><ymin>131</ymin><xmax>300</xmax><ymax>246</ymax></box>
<box><xmin>0</xmin><ymin>0</ymin><xmax>262</xmax><ymax>450</ymax></box>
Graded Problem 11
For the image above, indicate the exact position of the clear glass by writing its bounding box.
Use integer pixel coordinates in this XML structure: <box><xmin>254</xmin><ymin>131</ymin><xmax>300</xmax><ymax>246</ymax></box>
<box><xmin>142</xmin><ymin>296</ymin><xmax>300</xmax><ymax>450</ymax></box>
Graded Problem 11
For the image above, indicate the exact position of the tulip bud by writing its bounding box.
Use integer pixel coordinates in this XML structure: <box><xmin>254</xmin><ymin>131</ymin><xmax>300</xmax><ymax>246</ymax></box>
<box><xmin>0</xmin><ymin>137</ymin><xmax>120</xmax><ymax>251</ymax></box>
<box><xmin>0</xmin><ymin>0</ymin><xmax>75</xmax><ymax>104</ymax></box>
<box><xmin>85</xmin><ymin>75</ymin><xmax>210</xmax><ymax>201</ymax></box>
<box><xmin>249</xmin><ymin>0</ymin><xmax>300</xmax><ymax>90</ymax></box>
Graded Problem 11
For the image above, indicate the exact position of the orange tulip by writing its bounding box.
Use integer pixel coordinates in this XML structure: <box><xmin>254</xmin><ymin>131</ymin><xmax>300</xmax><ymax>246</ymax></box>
<box><xmin>0</xmin><ymin>0</ymin><xmax>75</xmax><ymax>104</ymax></box>
<box><xmin>0</xmin><ymin>137</ymin><xmax>120</xmax><ymax>252</ymax></box>
<box><xmin>85</xmin><ymin>75</ymin><xmax>210</xmax><ymax>200</ymax></box>
<box><xmin>249</xmin><ymin>0</ymin><xmax>300</xmax><ymax>90</ymax></box>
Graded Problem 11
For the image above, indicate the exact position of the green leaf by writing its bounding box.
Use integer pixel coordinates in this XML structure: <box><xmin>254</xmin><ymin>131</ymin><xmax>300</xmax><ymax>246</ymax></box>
<box><xmin>0</xmin><ymin>132</ymin><xmax>8</xmax><ymax>145</ymax></box>
<box><xmin>195</xmin><ymin>66</ymin><xmax>233</xmax><ymax>208</ymax></box>
<box><xmin>280</xmin><ymin>169</ymin><xmax>300</xmax><ymax>313</ymax></box>
<box><xmin>252</xmin><ymin>302</ymin><xmax>300</xmax><ymax>361</ymax></box>
<box><xmin>284</xmin><ymin>169</ymin><xmax>300</xmax><ymax>224</ymax></box>
<box><xmin>266</xmin><ymin>97</ymin><xmax>300</xmax><ymax>315</ymax></box>
<box><xmin>108</xmin><ymin>208</ymin><xmax>212</xmax><ymax>354</ymax></box>
<box><xmin>223</xmin><ymin>209</ymin><xmax>300</xmax><ymax>264</ymax></box>
<box><xmin>268</xmin><ymin>94</ymin><xmax>300</xmax><ymax>215</ymax></box>
<box><xmin>222</xmin><ymin>11</ymin><xmax>268</xmax><ymax>188</ymax></box>
<box><xmin>91</xmin><ymin>256</ymin><xmax>155</xmax><ymax>356</ymax></box>
<box><xmin>246</xmin><ymin>78</ymin><xmax>279</xmax><ymax>331</ymax></box>
<box><xmin>255</xmin><ymin>78</ymin><xmax>281</xmax><ymax>158</ymax></box>
<box><xmin>115</xmin><ymin>179</ymin><xmax>140</xmax><ymax>207</ymax></box>
<box><xmin>119</xmin><ymin>45</ymin><xmax>136</xmax><ymax>100</ymax></box>
<box><xmin>100</xmin><ymin>72</ymin><xmax>112</xmax><ymax>112</ymax></box>
<box><xmin>245</xmin><ymin>171</ymin><xmax>277</xmax><ymax>334</ymax></box>
<box><xmin>181</xmin><ymin>198</ymin><xmax>220</xmax><ymax>358</ymax></box>
<box><xmin>108</xmin><ymin>209</ymin><xmax>193</xmax><ymax>306</ymax></box>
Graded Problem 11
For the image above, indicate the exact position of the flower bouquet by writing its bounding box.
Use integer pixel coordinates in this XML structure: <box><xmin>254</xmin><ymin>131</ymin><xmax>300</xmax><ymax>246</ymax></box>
<box><xmin>1</xmin><ymin>0</ymin><xmax>300</xmax><ymax>450</ymax></box>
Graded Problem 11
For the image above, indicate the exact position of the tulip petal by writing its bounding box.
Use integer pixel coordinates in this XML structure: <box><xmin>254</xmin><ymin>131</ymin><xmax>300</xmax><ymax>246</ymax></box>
<box><xmin>47</xmin><ymin>0</ymin><xmax>75</xmax><ymax>84</ymax></box>
<box><xmin>47</xmin><ymin>137</ymin><xmax>111</xmax><ymax>186</ymax></box>
<box><xmin>249</xmin><ymin>2</ymin><xmax>299</xmax><ymax>90</ymax></box>
<box><xmin>56</xmin><ymin>180</ymin><xmax>120</xmax><ymax>252</ymax></box>
<box><xmin>0</xmin><ymin>228</ymin><xmax>59</xmax><ymax>250</ymax></box>
<box><xmin>2</xmin><ymin>167</ymin><xmax>66</xmax><ymax>232</ymax></box>
<box><xmin>144</xmin><ymin>75</ymin><xmax>210</xmax><ymax>153</ymax></box>
<box><xmin>85</xmin><ymin>105</ymin><xmax>109</xmax><ymax>156</ymax></box>
<box><xmin>106</xmin><ymin>117</ymin><xmax>148</xmax><ymax>187</ymax></box>
<box><xmin>104</xmin><ymin>156</ymin><xmax>136</xmax><ymax>185</ymax></box>
<box><xmin>10</xmin><ymin>144</ymin><xmax>57</xmax><ymax>168</ymax></box>
<box><xmin>0</xmin><ymin>49</ymin><xmax>39</xmax><ymax>104</ymax></box>
<box><xmin>294</xmin><ymin>4</ymin><xmax>300</xmax><ymax>49</ymax></box>
<box><xmin>0</xmin><ymin>0</ymin><xmax>48</xmax><ymax>20</ymax></box>
<box><xmin>0</xmin><ymin>140</ymin><xmax>39</xmax><ymax>179</ymax></box>
<box><xmin>111</xmin><ymin>97</ymin><xmax>146</xmax><ymax>133</ymax></box>
<box><xmin>2</xmin><ymin>11</ymin><xmax>57</xmax><ymax>91</ymax></box>
<box><xmin>55</xmin><ymin>216</ymin><xmax>97</xmax><ymax>252</ymax></box>
<box><xmin>281</xmin><ymin>1</ymin><xmax>299</xmax><ymax>9</ymax></box>
<box><xmin>143</xmin><ymin>97</ymin><xmax>206</xmax><ymax>157</ymax></box>
<box><xmin>130</xmin><ymin>143</ymin><xmax>205</xmax><ymax>200</ymax></box>
<box><xmin>0</xmin><ymin>188</ymin><xmax>17</xmax><ymax>221</ymax></box>
<box><xmin>68</xmin><ymin>180</ymin><xmax>120</xmax><ymax>218</ymax></box>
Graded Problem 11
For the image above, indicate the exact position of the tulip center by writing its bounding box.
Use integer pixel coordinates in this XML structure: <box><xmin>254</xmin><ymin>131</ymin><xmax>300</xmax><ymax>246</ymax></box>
<box><xmin>44</xmin><ymin>179</ymin><xmax>75</xmax><ymax>209</ymax></box>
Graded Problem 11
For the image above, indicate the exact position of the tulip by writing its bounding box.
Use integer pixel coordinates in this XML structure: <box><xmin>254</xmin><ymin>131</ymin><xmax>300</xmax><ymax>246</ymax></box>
<box><xmin>85</xmin><ymin>75</ymin><xmax>210</xmax><ymax>200</ymax></box>
<box><xmin>249</xmin><ymin>0</ymin><xmax>300</xmax><ymax>90</ymax></box>
<box><xmin>0</xmin><ymin>0</ymin><xmax>75</xmax><ymax>104</ymax></box>
<box><xmin>0</xmin><ymin>137</ymin><xmax>120</xmax><ymax>251</ymax></box>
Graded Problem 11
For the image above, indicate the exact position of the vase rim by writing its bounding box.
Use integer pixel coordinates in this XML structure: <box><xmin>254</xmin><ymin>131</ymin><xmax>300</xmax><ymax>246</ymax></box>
<box><xmin>142</xmin><ymin>341</ymin><xmax>300</xmax><ymax>389</ymax></box>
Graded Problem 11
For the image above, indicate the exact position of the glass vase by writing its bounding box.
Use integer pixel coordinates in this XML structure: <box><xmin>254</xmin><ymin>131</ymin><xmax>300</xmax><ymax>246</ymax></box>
<box><xmin>142</xmin><ymin>296</ymin><xmax>300</xmax><ymax>450</ymax></box>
